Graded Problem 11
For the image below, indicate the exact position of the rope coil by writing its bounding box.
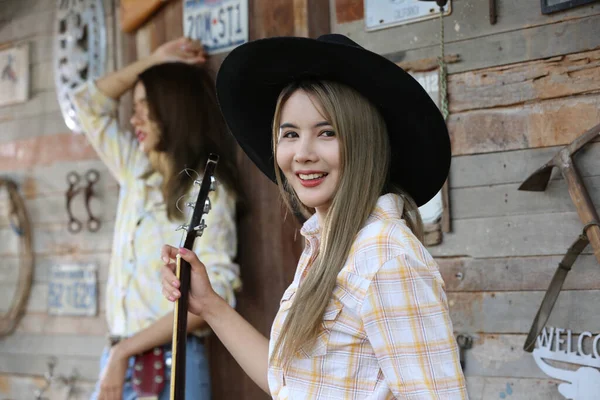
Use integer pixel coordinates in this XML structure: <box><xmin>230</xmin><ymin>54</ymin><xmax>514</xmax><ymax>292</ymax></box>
<box><xmin>0</xmin><ymin>178</ymin><xmax>34</xmax><ymax>337</ymax></box>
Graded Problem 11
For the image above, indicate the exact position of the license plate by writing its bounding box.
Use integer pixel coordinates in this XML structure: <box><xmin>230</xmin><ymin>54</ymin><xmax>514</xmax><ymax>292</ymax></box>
<box><xmin>183</xmin><ymin>0</ymin><xmax>248</xmax><ymax>55</ymax></box>
<box><xmin>364</xmin><ymin>0</ymin><xmax>452</xmax><ymax>31</ymax></box>
<box><xmin>48</xmin><ymin>264</ymin><xmax>97</xmax><ymax>316</ymax></box>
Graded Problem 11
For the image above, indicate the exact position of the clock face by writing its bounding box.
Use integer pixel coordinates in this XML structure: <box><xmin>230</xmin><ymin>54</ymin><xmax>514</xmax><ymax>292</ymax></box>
<box><xmin>54</xmin><ymin>0</ymin><xmax>107</xmax><ymax>132</ymax></box>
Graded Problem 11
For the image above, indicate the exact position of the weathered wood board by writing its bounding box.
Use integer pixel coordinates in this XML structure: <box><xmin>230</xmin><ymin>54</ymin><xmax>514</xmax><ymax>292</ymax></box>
<box><xmin>448</xmin><ymin>290</ymin><xmax>600</xmax><ymax>333</ymax></box>
<box><xmin>449</xmin><ymin>93</ymin><xmax>600</xmax><ymax>156</ymax></box>
<box><xmin>450</xmin><ymin>143</ymin><xmax>600</xmax><ymax>188</ymax></box>
<box><xmin>334</xmin><ymin>0</ymin><xmax>600</xmax><ymax>74</ymax></box>
<box><xmin>439</xmin><ymin>254</ymin><xmax>600</xmax><ymax>292</ymax></box>
<box><xmin>449</xmin><ymin>49</ymin><xmax>600</xmax><ymax>113</ymax></box>
<box><xmin>466</xmin><ymin>376</ymin><xmax>563</xmax><ymax>400</ymax></box>
<box><xmin>0</xmin><ymin>374</ymin><xmax>95</xmax><ymax>400</ymax></box>
<box><xmin>0</xmin><ymin>282</ymin><xmax>106</xmax><ymax>313</ymax></box>
<box><xmin>0</xmin><ymin>353</ymin><xmax>100</xmax><ymax>382</ymax></box>
<box><xmin>0</xmin><ymin>222</ymin><xmax>114</xmax><ymax>256</ymax></box>
<box><xmin>430</xmin><ymin>212</ymin><xmax>583</xmax><ymax>258</ymax></box>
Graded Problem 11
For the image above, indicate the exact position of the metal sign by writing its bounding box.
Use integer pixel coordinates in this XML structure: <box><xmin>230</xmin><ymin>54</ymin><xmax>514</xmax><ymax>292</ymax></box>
<box><xmin>48</xmin><ymin>264</ymin><xmax>97</xmax><ymax>316</ymax></box>
<box><xmin>53</xmin><ymin>0</ymin><xmax>107</xmax><ymax>133</ymax></box>
<box><xmin>183</xmin><ymin>0</ymin><xmax>248</xmax><ymax>55</ymax></box>
<box><xmin>541</xmin><ymin>0</ymin><xmax>600</xmax><ymax>14</ymax></box>
<box><xmin>365</xmin><ymin>0</ymin><xmax>451</xmax><ymax>31</ymax></box>
<box><xmin>533</xmin><ymin>326</ymin><xmax>600</xmax><ymax>400</ymax></box>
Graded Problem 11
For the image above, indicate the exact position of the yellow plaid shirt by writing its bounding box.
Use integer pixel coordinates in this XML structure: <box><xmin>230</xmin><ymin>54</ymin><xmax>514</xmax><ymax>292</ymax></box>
<box><xmin>71</xmin><ymin>82</ymin><xmax>240</xmax><ymax>337</ymax></box>
<box><xmin>269</xmin><ymin>194</ymin><xmax>467</xmax><ymax>399</ymax></box>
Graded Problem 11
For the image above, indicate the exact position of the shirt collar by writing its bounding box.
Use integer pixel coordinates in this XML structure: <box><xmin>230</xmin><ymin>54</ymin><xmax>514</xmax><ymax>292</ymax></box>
<box><xmin>300</xmin><ymin>193</ymin><xmax>405</xmax><ymax>239</ymax></box>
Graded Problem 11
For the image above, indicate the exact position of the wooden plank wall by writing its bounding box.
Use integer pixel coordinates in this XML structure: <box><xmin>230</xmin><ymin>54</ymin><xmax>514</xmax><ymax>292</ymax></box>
<box><xmin>0</xmin><ymin>0</ymin><xmax>118</xmax><ymax>398</ymax></box>
<box><xmin>332</xmin><ymin>0</ymin><xmax>600</xmax><ymax>399</ymax></box>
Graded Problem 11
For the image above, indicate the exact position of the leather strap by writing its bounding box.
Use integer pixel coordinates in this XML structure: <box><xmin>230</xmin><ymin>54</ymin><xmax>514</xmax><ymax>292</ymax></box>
<box><xmin>523</xmin><ymin>222</ymin><xmax>599</xmax><ymax>352</ymax></box>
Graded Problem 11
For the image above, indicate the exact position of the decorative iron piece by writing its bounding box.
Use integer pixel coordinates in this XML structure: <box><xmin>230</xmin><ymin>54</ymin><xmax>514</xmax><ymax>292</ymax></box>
<box><xmin>54</xmin><ymin>0</ymin><xmax>107</xmax><ymax>132</ymax></box>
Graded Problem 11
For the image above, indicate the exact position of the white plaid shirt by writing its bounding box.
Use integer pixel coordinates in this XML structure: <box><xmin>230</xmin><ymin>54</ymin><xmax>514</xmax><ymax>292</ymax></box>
<box><xmin>269</xmin><ymin>194</ymin><xmax>467</xmax><ymax>399</ymax></box>
<box><xmin>71</xmin><ymin>82</ymin><xmax>240</xmax><ymax>337</ymax></box>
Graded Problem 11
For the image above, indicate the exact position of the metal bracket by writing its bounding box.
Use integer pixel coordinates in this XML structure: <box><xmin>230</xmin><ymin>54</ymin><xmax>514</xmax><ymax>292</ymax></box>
<box><xmin>65</xmin><ymin>169</ymin><xmax>101</xmax><ymax>233</ymax></box>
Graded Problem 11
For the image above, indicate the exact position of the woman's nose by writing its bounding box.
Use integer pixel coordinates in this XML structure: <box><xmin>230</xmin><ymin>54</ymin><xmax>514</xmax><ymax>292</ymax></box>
<box><xmin>130</xmin><ymin>113</ymin><xmax>140</xmax><ymax>127</ymax></box>
<box><xmin>293</xmin><ymin>137</ymin><xmax>317</xmax><ymax>163</ymax></box>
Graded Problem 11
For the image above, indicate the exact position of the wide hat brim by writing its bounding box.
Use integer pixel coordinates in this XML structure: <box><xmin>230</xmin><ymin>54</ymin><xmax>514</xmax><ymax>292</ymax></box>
<box><xmin>216</xmin><ymin>34</ymin><xmax>450</xmax><ymax>206</ymax></box>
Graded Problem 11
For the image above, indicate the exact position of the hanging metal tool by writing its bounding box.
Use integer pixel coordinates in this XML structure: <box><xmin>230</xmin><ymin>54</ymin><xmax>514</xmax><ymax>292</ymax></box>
<box><xmin>456</xmin><ymin>334</ymin><xmax>473</xmax><ymax>370</ymax></box>
<box><xmin>65</xmin><ymin>169</ymin><xmax>101</xmax><ymax>233</ymax></box>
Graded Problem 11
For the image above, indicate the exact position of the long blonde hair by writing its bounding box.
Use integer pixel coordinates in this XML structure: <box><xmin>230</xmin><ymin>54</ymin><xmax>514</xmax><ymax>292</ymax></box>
<box><xmin>270</xmin><ymin>80</ymin><xmax>424</xmax><ymax>367</ymax></box>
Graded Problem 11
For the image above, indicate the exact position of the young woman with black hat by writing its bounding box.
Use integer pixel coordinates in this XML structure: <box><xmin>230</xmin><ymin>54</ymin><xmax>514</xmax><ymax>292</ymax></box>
<box><xmin>161</xmin><ymin>34</ymin><xmax>467</xmax><ymax>399</ymax></box>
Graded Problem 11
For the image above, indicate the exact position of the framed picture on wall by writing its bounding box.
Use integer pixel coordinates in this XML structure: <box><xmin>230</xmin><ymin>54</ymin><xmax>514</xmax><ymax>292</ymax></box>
<box><xmin>541</xmin><ymin>0</ymin><xmax>600</xmax><ymax>14</ymax></box>
<box><xmin>0</xmin><ymin>43</ymin><xmax>29</xmax><ymax>107</ymax></box>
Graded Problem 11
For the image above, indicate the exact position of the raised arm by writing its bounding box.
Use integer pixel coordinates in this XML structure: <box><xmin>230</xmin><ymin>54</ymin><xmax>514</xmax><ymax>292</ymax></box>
<box><xmin>96</xmin><ymin>37</ymin><xmax>206</xmax><ymax>100</ymax></box>
<box><xmin>161</xmin><ymin>245</ymin><xmax>271</xmax><ymax>394</ymax></box>
<box><xmin>70</xmin><ymin>37</ymin><xmax>206</xmax><ymax>184</ymax></box>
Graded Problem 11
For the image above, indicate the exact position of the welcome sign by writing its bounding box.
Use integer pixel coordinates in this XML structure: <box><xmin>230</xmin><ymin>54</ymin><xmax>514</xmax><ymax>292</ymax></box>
<box><xmin>533</xmin><ymin>327</ymin><xmax>600</xmax><ymax>400</ymax></box>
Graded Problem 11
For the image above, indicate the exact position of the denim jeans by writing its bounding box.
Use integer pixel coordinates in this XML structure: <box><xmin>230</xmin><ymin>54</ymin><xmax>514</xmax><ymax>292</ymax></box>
<box><xmin>91</xmin><ymin>336</ymin><xmax>211</xmax><ymax>400</ymax></box>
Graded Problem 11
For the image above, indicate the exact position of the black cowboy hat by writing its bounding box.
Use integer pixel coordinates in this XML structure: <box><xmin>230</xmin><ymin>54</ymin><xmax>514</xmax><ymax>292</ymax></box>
<box><xmin>216</xmin><ymin>34</ymin><xmax>450</xmax><ymax>206</ymax></box>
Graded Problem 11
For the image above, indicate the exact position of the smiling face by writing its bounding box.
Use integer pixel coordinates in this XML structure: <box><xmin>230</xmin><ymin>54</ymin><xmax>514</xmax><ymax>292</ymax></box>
<box><xmin>130</xmin><ymin>82</ymin><xmax>161</xmax><ymax>154</ymax></box>
<box><xmin>275</xmin><ymin>89</ymin><xmax>340</xmax><ymax>220</ymax></box>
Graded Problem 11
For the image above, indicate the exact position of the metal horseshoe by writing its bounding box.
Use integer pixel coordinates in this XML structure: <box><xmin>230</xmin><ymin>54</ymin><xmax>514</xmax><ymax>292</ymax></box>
<box><xmin>65</xmin><ymin>171</ymin><xmax>82</xmax><ymax>233</ymax></box>
<box><xmin>84</xmin><ymin>169</ymin><xmax>101</xmax><ymax>232</ymax></box>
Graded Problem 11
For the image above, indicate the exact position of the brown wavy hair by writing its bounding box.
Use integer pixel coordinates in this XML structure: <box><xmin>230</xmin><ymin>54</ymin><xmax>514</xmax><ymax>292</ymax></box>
<box><xmin>138</xmin><ymin>62</ymin><xmax>240</xmax><ymax>221</ymax></box>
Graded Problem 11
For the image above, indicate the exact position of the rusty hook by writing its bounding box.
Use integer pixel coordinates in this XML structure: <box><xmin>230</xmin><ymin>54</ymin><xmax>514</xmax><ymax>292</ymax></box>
<box><xmin>84</xmin><ymin>169</ymin><xmax>101</xmax><ymax>232</ymax></box>
<box><xmin>65</xmin><ymin>171</ymin><xmax>82</xmax><ymax>233</ymax></box>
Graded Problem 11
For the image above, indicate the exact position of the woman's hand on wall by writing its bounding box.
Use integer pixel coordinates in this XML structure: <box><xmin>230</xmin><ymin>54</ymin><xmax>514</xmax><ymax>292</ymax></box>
<box><xmin>151</xmin><ymin>37</ymin><xmax>207</xmax><ymax>66</ymax></box>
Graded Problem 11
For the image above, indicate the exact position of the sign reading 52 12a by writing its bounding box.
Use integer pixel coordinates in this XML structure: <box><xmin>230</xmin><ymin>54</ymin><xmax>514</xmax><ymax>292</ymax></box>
<box><xmin>184</xmin><ymin>0</ymin><xmax>248</xmax><ymax>55</ymax></box>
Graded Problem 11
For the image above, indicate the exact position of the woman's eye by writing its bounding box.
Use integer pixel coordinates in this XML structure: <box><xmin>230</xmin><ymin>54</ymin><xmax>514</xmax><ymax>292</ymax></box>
<box><xmin>320</xmin><ymin>130</ymin><xmax>336</xmax><ymax>137</ymax></box>
<box><xmin>282</xmin><ymin>131</ymin><xmax>298</xmax><ymax>138</ymax></box>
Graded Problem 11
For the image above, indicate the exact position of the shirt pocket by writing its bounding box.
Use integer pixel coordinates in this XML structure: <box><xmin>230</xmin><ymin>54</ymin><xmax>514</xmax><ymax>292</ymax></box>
<box><xmin>299</xmin><ymin>296</ymin><xmax>343</xmax><ymax>358</ymax></box>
